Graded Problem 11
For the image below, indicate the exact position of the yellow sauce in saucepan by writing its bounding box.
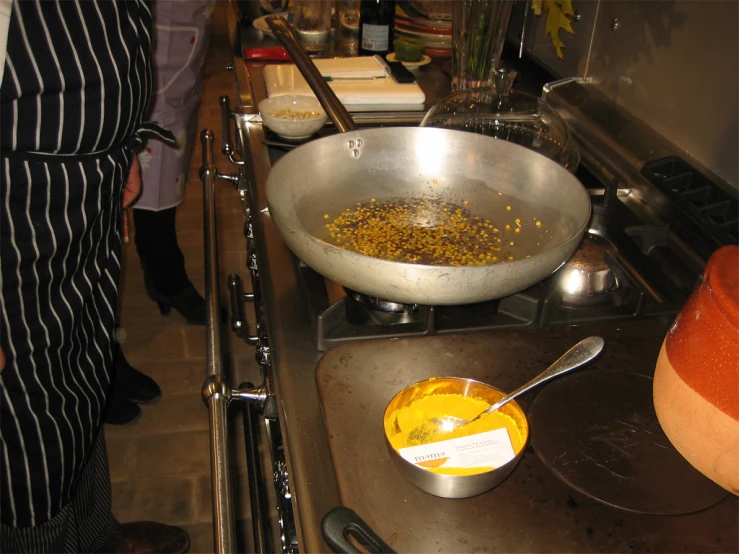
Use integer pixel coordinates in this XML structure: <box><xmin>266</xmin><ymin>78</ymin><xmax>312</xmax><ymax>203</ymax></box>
<box><xmin>384</xmin><ymin>392</ymin><xmax>527</xmax><ymax>476</ymax></box>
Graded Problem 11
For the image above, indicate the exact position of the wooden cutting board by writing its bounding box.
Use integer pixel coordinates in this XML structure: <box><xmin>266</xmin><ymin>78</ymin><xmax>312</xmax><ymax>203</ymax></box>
<box><xmin>264</xmin><ymin>56</ymin><xmax>426</xmax><ymax>111</ymax></box>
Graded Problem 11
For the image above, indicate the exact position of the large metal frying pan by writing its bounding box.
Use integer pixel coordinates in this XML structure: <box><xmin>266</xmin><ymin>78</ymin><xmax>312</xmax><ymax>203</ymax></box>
<box><xmin>264</xmin><ymin>17</ymin><xmax>591</xmax><ymax>305</ymax></box>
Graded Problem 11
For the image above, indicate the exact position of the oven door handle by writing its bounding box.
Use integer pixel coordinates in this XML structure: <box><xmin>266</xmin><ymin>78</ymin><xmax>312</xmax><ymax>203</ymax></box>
<box><xmin>220</xmin><ymin>95</ymin><xmax>245</xmax><ymax>166</ymax></box>
<box><xmin>228</xmin><ymin>274</ymin><xmax>259</xmax><ymax>344</ymax></box>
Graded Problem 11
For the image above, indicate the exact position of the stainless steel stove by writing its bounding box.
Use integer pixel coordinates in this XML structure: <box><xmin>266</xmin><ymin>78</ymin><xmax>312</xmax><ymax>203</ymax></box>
<box><xmin>291</xmin><ymin>153</ymin><xmax>700</xmax><ymax>351</ymax></box>
<box><xmin>202</xmin><ymin>6</ymin><xmax>738</xmax><ymax>552</ymax></box>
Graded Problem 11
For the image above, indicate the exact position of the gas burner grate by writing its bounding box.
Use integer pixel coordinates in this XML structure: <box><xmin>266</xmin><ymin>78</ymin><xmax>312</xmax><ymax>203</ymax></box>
<box><xmin>641</xmin><ymin>156</ymin><xmax>738</xmax><ymax>246</ymax></box>
<box><xmin>297</xmin><ymin>244</ymin><xmax>685</xmax><ymax>352</ymax></box>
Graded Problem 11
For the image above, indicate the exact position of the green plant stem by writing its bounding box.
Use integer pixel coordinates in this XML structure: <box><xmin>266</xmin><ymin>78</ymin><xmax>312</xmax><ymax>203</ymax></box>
<box><xmin>461</xmin><ymin>0</ymin><xmax>512</xmax><ymax>83</ymax></box>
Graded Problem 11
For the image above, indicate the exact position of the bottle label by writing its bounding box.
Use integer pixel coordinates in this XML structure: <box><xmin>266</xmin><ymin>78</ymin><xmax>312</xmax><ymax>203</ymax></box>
<box><xmin>361</xmin><ymin>23</ymin><xmax>389</xmax><ymax>51</ymax></box>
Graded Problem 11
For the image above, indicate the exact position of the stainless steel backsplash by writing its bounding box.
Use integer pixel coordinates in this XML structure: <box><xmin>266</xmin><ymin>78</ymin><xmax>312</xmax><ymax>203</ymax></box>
<box><xmin>509</xmin><ymin>0</ymin><xmax>738</xmax><ymax>192</ymax></box>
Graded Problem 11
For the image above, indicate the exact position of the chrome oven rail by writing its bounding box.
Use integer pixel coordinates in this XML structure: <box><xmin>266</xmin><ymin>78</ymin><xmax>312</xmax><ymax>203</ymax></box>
<box><xmin>199</xmin><ymin>129</ymin><xmax>271</xmax><ymax>553</ymax></box>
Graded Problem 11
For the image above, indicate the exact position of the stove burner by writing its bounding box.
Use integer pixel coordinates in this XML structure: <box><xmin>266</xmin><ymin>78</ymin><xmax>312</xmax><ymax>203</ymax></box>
<box><xmin>529</xmin><ymin>370</ymin><xmax>728</xmax><ymax>515</ymax></box>
<box><xmin>345</xmin><ymin>289</ymin><xmax>411</xmax><ymax>313</ymax></box>
<box><xmin>344</xmin><ymin>289</ymin><xmax>421</xmax><ymax>325</ymax></box>
<box><xmin>555</xmin><ymin>234</ymin><xmax>619</xmax><ymax>305</ymax></box>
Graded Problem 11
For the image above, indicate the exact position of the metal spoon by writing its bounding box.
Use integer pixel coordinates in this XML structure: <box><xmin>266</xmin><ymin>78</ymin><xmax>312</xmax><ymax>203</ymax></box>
<box><xmin>407</xmin><ymin>336</ymin><xmax>605</xmax><ymax>446</ymax></box>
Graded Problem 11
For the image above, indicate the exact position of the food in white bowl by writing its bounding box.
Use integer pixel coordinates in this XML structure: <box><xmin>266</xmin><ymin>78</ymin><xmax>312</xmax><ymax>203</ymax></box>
<box><xmin>258</xmin><ymin>95</ymin><xmax>328</xmax><ymax>140</ymax></box>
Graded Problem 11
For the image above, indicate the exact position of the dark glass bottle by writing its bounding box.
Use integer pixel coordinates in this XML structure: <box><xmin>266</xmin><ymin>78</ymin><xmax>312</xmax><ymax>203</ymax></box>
<box><xmin>358</xmin><ymin>0</ymin><xmax>395</xmax><ymax>57</ymax></box>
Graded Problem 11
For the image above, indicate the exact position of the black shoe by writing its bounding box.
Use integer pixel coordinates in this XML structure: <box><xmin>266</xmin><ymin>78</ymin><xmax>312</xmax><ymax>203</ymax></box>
<box><xmin>104</xmin><ymin>387</ymin><xmax>142</xmax><ymax>425</ymax></box>
<box><xmin>116</xmin><ymin>352</ymin><xmax>161</xmax><ymax>404</ymax></box>
<box><xmin>141</xmin><ymin>264</ymin><xmax>206</xmax><ymax>325</ymax></box>
<box><xmin>149</xmin><ymin>281</ymin><xmax>208</xmax><ymax>326</ymax></box>
<box><xmin>142</xmin><ymin>264</ymin><xmax>227</xmax><ymax>326</ymax></box>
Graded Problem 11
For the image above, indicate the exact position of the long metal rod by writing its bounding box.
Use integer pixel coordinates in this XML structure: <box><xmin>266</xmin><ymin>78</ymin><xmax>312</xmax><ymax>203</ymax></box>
<box><xmin>207</xmin><ymin>390</ymin><xmax>235</xmax><ymax>554</ymax></box>
<box><xmin>241</xmin><ymin>381</ymin><xmax>270</xmax><ymax>554</ymax></box>
<box><xmin>202</xmin><ymin>129</ymin><xmax>224</xmax><ymax>378</ymax></box>
<box><xmin>200</xmin><ymin>129</ymin><xmax>237</xmax><ymax>554</ymax></box>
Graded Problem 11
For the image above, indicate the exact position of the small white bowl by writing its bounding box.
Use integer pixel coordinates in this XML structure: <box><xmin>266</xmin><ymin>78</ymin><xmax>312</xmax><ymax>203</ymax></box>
<box><xmin>258</xmin><ymin>95</ymin><xmax>328</xmax><ymax>140</ymax></box>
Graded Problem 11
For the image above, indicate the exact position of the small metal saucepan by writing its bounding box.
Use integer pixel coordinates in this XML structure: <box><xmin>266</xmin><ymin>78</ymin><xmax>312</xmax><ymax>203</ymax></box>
<box><xmin>383</xmin><ymin>377</ymin><xmax>529</xmax><ymax>498</ymax></box>
<box><xmin>383</xmin><ymin>337</ymin><xmax>604</xmax><ymax>498</ymax></box>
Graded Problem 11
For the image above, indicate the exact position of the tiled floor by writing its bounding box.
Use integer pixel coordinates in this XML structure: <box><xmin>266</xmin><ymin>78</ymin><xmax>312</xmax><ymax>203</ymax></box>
<box><xmin>106</xmin><ymin>4</ymin><xmax>260</xmax><ymax>552</ymax></box>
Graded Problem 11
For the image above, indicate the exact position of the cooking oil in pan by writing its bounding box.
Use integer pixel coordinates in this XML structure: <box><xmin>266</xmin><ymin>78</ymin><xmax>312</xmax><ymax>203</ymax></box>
<box><xmin>315</xmin><ymin>192</ymin><xmax>573</xmax><ymax>266</ymax></box>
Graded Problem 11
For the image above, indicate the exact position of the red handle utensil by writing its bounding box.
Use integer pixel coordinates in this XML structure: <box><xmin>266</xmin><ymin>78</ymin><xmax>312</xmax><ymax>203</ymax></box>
<box><xmin>245</xmin><ymin>47</ymin><xmax>291</xmax><ymax>61</ymax></box>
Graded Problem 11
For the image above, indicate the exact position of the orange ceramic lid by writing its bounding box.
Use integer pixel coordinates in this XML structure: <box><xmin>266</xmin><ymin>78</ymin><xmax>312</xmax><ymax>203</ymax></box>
<box><xmin>665</xmin><ymin>245</ymin><xmax>739</xmax><ymax>419</ymax></box>
<box><xmin>705</xmin><ymin>246</ymin><xmax>739</xmax><ymax>330</ymax></box>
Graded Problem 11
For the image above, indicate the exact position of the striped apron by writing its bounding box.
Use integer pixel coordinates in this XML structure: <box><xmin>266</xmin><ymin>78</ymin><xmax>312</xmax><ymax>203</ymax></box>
<box><xmin>0</xmin><ymin>2</ymin><xmax>170</xmax><ymax>550</ymax></box>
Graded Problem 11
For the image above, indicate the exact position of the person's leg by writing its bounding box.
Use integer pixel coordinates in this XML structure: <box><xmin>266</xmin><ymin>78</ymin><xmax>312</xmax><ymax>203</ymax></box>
<box><xmin>0</xmin><ymin>433</ymin><xmax>124</xmax><ymax>554</ymax></box>
<box><xmin>103</xmin><ymin>384</ymin><xmax>143</xmax><ymax>425</ymax></box>
<box><xmin>133</xmin><ymin>207</ymin><xmax>189</xmax><ymax>296</ymax></box>
<box><xmin>132</xmin><ymin>207</ymin><xmax>208</xmax><ymax>325</ymax></box>
<box><xmin>104</xmin><ymin>343</ymin><xmax>163</xmax><ymax>426</ymax></box>
<box><xmin>73</xmin><ymin>432</ymin><xmax>125</xmax><ymax>553</ymax></box>
<box><xmin>2</xmin><ymin>432</ymin><xmax>191</xmax><ymax>554</ymax></box>
<box><xmin>112</xmin><ymin>345</ymin><xmax>161</xmax><ymax>404</ymax></box>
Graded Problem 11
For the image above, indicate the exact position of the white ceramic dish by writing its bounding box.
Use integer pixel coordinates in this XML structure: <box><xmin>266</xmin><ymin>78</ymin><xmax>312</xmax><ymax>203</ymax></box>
<box><xmin>253</xmin><ymin>12</ymin><xmax>288</xmax><ymax>37</ymax></box>
<box><xmin>393</xmin><ymin>26</ymin><xmax>450</xmax><ymax>40</ymax></box>
<box><xmin>258</xmin><ymin>95</ymin><xmax>328</xmax><ymax>140</ymax></box>
<box><xmin>386</xmin><ymin>52</ymin><xmax>432</xmax><ymax>70</ymax></box>
<box><xmin>395</xmin><ymin>29</ymin><xmax>451</xmax><ymax>49</ymax></box>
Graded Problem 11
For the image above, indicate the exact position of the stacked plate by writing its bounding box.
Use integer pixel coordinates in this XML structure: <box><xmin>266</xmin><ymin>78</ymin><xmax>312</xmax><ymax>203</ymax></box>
<box><xmin>395</xmin><ymin>1</ymin><xmax>452</xmax><ymax>58</ymax></box>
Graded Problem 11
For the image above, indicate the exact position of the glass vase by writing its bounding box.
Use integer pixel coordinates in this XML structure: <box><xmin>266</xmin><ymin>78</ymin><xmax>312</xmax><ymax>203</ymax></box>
<box><xmin>452</xmin><ymin>0</ymin><xmax>514</xmax><ymax>90</ymax></box>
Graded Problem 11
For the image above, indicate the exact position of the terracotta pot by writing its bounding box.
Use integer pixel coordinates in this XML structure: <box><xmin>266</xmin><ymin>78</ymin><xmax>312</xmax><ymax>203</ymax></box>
<box><xmin>653</xmin><ymin>245</ymin><xmax>739</xmax><ymax>494</ymax></box>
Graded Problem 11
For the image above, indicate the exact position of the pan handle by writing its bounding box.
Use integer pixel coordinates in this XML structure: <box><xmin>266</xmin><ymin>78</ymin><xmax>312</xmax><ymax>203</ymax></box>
<box><xmin>321</xmin><ymin>506</ymin><xmax>396</xmax><ymax>554</ymax></box>
<box><xmin>265</xmin><ymin>15</ymin><xmax>358</xmax><ymax>134</ymax></box>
